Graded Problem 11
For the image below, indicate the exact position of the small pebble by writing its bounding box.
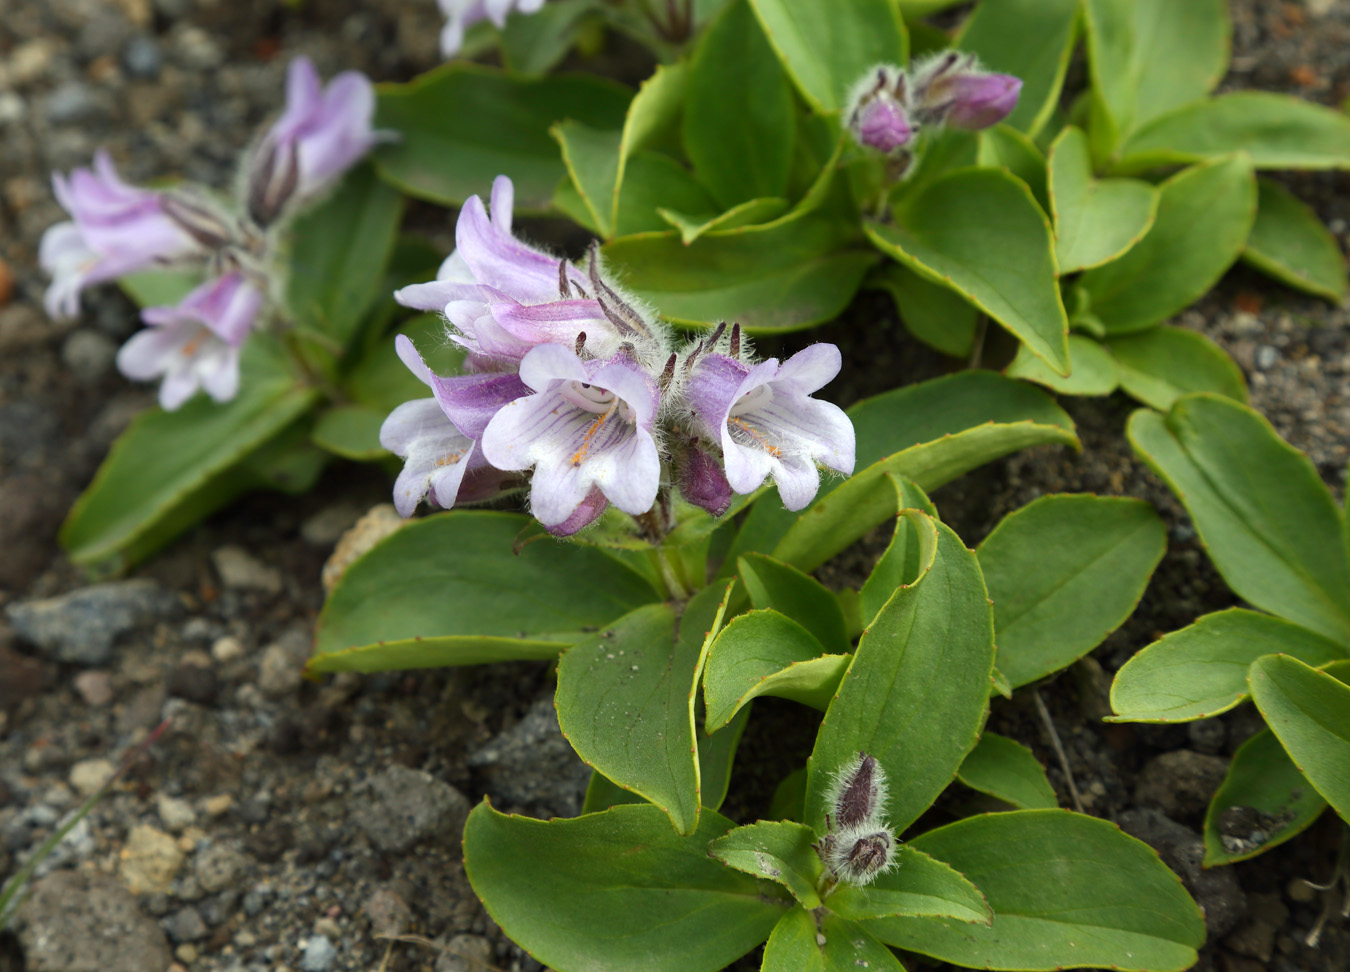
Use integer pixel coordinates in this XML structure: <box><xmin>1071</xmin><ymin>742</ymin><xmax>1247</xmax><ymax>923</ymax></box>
<box><xmin>300</xmin><ymin>934</ymin><xmax>336</xmax><ymax>972</ymax></box>
<box><xmin>175</xmin><ymin>944</ymin><xmax>198</xmax><ymax>963</ymax></box>
<box><xmin>157</xmin><ymin>794</ymin><xmax>195</xmax><ymax>833</ymax></box>
<box><xmin>1256</xmin><ymin>345</ymin><xmax>1278</xmax><ymax>370</ymax></box>
<box><xmin>211</xmin><ymin>635</ymin><xmax>246</xmax><ymax>663</ymax></box>
<box><xmin>61</xmin><ymin>329</ymin><xmax>117</xmax><ymax>381</ymax></box>
<box><xmin>74</xmin><ymin>670</ymin><xmax>115</xmax><ymax>707</ymax></box>
<box><xmin>1286</xmin><ymin>877</ymin><xmax>1316</xmax><ymax>903</ymax></box>
<box><xmin>122</xmin><ymin>35</ymin><xmax>163</xmax><ymax>79</ymax></box>
<box><xmin>68</xmin><ymin>757</ymin><xmax>114</xmax><ymax>797</ymax></box>
<box><xmin>168</xmin><ymin>660</ymin><xmax>219</xmax><ymax>705</ymax></box>
<box><xmin>203</xmin><ymin>794</ymin><xmax>234</xmax><ymax>817</ymax></box>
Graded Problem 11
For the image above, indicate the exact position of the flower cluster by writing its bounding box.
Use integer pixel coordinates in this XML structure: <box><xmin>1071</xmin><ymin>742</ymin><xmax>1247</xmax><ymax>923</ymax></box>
<box><xmin>846</xmin><ymin>52</ymin><xmax>1022</xmax><ymax>157</ymax></box>
<box><xmin>40</xmin><ymin>57</ymin><xmax>385</xmax><ymax>411</ymax></box>
<box><xmin>815</xmin><ymin>753</ymin><xmax>897</xmax><ymax>887</ymax></box>
<box><xmin>383</xmin><ymin>176</ymin><xmax>855</xmax><ymax>534</ymax></box>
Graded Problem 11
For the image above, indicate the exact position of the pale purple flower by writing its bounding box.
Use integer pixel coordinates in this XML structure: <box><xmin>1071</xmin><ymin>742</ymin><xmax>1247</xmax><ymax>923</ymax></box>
<box><xmin>910</xmin><ymin>52</ymin><xmax>1021</xmax><ymax>131</ymax></box>
<box><xmin>394</xmin><ymin>177</ymin><xmax>628</xmax><ymax>368</ymax></box>
<box><xmin>846</xmin><ymin>67</ymin><xmax>913</xmax><ymax>154</ymax></box>
<box><xmin>439</xmin><ymin>0</ymin><xmax>547</xmax><ymax>58</ymax></box>
<box><xmin>40</xmin><ymin>150</ymin><xmax>200</xmax><ymax>320</ymax></box>
<box><xmin>481</xmin><ymin>343</ymin><xmax>660</xmax><ymax>533</ymax></box>
<box><xmin>381</xmin><ymin>337</ymin><xmax>508</xmax><ymax>516</ymax></box>
<box><xmin>684</xmin><ymin>345</ymin><xmax>855</xmax><ymax>511</ymax></box>
<box><xmin>116</xmin><ymin>272</ymin><xmax>263</xmax><ymax>411</ymax></box>
<box><xmin>247</xmin><ymin>57</ymin><xmax>385</xmax><ymax>223</ymax></box>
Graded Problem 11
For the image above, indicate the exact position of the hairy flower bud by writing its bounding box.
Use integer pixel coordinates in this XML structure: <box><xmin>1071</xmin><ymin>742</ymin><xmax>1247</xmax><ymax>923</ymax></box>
<box><xmin>830</xmin><ymin>828</ymin><xmax>895</xmax><ymax>886</ymax></box>
<box><xmin>245</xmin><ymin>137</ymin><xmax>301</xmax><ymax>229</ymax></box>
<box><xmin>830</xmin><ymin>752</ymin><xmax>887</xmax><ymax>830</ymax></box>
<box><xmin>910</xmin><ymin>52</ymin><xmax>1021</xmax><ymax>131</ymax></box>
<box><xmin>676</xmin><ymin>439</ymin><xmax>734</xmax><ymax>518</ymax></box>
<box><xmin>846</xmin><ymin>66</ymin><xmax>913</xmax><ymax>154</ymax></box>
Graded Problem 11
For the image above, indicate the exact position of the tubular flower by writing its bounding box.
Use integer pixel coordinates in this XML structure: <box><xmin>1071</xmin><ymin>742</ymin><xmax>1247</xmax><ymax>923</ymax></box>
<box><xmin>684</xmin><ymin>343</ymin><xmax>855</xmax><ymax>511</ymax></box>
<box><xmin>438</xmin><ymin>0</ymin><xmax>547</xmax><ymax>58</ymax></box>
<box><xmin>116</xmin><ymin>272</ymin><xmax>263</xmax><ymax>411</ymax></box>
<box><xmin>482</xmin><ymin>344</ymin><xmax>661</xmax><ymax>533</ymax></box>
<box><xmin>247</xmin><ymin>56</ymin><xmax>388</xmax><ymax>224</ymax></box>
<box><xmin>909</xmin><ymin>52</ymin><xmax>1022</xmax><ymax>131</ymax></box>
<box><xmin>40</xmin><ymin>151</ymin><xmax>201</xmax><ymax>320</ymax></box>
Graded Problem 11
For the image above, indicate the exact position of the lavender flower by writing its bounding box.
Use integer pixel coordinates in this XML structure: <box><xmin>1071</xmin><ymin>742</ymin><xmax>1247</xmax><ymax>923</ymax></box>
<box><xmin>439</xmin><ymin>0</ymin><xmax>547</xmax><ymax>58</ymax></box>
<box><xmin>40</xmin><ymin>151</ymin><xmax>201</xmax><ymax>320</ymax></box>
<box><xmin>910</xmin><ymin>52</ymin><xmax>1021</xmax><ymax>131</ymax></box>
<box><xmin>116</xmin><ymin>272</ymin><xmax>263</xmax><ymax>411</ymax></box>
<box><xmin>481</xmin><ymin>343</ymin><xmax>660</xmax><ymax>534</ymax></box>
<box><xmin>846</xmin><ymin>67</ymin><xmax>913</xmax><ymax>154</ymax></box>
<box><xmin>684</xmin><ymin>343</ymin><xmax>855</xmax><ymax>511</ymax></box>
<box><xmin>380</xmin><ymin>337</ymin><xmax>509</xmax><ymax>515</ymax></box>
<box><xmin>246</xmin><ymin>57</ymin><xmax>385</xmax><ymax>224</ymax></box>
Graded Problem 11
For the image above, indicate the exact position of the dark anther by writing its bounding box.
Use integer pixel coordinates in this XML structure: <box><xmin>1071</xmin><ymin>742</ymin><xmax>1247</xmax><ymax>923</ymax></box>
<box><xmin>575</xmin><ymin>331</ymin><xmax>587</xmax><ymax>356</ymax></box>
<box><xmin>658</xmin><ymin>352</ymin><xmax>677</xmax><ymax>389</ymax></box>
<box><xmin>730</xmin><ymin>322</ymin><xmax>742</xmax><ymax>358</ymax></box>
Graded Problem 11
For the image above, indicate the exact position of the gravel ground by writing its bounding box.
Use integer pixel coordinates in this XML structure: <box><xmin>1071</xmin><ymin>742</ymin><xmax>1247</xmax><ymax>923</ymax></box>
<box><xmin>1</xmin><ymin>2</ymin><xmax>1349</xmax><ymax>972</ymax></box>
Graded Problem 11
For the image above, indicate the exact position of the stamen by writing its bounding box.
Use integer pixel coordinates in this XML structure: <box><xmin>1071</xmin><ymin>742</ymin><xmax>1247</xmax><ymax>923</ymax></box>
<box><xmin>658</xmin><ymin>352</ymin><xmax>677</xmax><ymax>390</ymax></box>
<box><xmin>728</xmin><ymin>416</ymin><xmax>780</xmax><ymax>457</ymax></box>
<box><xmin>730</xmin><ymin>322</ymin><xmax>741</xmax><ymax>358</ymax></box>
<box><xmin>571</xmin><ymin>400</ymin><xmax>618</xmax><ymax>467</ymax></box>
<box><xmin>589</xmin><ymin>243</ymin><xmax>651</xmax><ymax>340</ymax></box>
<box><xmin>558</xmin><ymin>258</ymin><xmax>571</xmax><ymax>299</ymax></box>
<box><xmin>575</xmin><ymin>331</ymin><xmax>587</xmax><ymax>356</ymax></box>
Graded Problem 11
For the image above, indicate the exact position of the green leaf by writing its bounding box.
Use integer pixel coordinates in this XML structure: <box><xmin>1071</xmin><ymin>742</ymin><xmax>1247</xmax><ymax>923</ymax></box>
<box><xmin>975</xmin><ymin>124</ymin><xmax>1050</xmax><ymax>211</ymax></box>
<box><xmin>746</xmin><ymin>0</ymin><xmax>907</xmax><ymax>114</ymax></box>
<box><xmin>761</xmin><ymin>909</ymin><xmax>824</xmax><ymax>972</ymax></box>
<box><xmin>613</xmin><ymin>151</ymin><xmax>719</xmax><ymax>237</ymax></box>
<box><xmin>499</xmin><ymin>0</ymin><xmax>598</xmax><ymax>75</ymax></box>
<box><xmin>957</xmin><ymin>0</ymin><xmax>1079</xmax><ymax>137</ymax></box>
<box><xmin>552</xmin><ymin>121</ymin><xmax>621</xmax><ymax>237</ymax></box>
<box><xmin>977</xmin><ymin>494</ymin><xmax>1166</xmax><ymax>688</ymax></box>
<box><xmin>868</xmin><ymin>261</ymin><xmax>979</xmax><ymax>359</ymax></box>
<box><xmin>1077</xmin><ymin>155</ymin><xmax>1257</xmax><ymax>334</ymax></box>
<box><xmin>684</xmin><ymin>0</ymin><xmax>794</xmax><ymax>209</ymax></box>
<box><xmin>708</xmin><ymin>819</ymin><xmax>823</xmax><ymax>908</ymax></box>
<box><xmin>865</xmin><ymin>810</ymin><xmax>1206</xmax><ymax>972</ymax></box>
<box><xmin>1249</xmin><ymin>654</ymin><xmax>1350</xmax><ymax>822</ymax></box>
<box><xmin>285</xmin><ymin>164</ymin><xmax>404</xmax><ymax>348</ymax></box>
<box><xmin>868</xmin><ymin>167</ymin><xmax>1069</xmax><ymax>375</ymax></box>
<box><xmin>601</xmin><ymin>213</ymin><xmax>877</xmax><ymax>333</ymax></box>
<box><xmin>309</xmin><ymin>512</ymin><xmax>660</xmax><ymax>673</ymax></box>
<box><xmin>828</xmin><ymin>846</ymin><xmax>991</xmax><ymax>924</ymax></box>
<box><xmin>764</xmin><ymin>372</ymin><xmax>1078</xmax><ymax>573</ymax></box>
<box><xmin>1005</xmin><ymin>334</ymin><xmax>1119</xmax><ymax>397</ymax></box>
<box><xmin>703</xmin><ymin>609</ymin><xmax>847</xmax><ymax>730</ymax></box>
<box><xmin>614</xmin><ymin>63</ymin><xmax>689</xmax><ymax>214</ymax></box>
<box><xmin>463</xmin><ymin>802</ymin><xmax>786</xmax><ymax>972</ymax></box>
<box><xmin>1109</xmin><ymin>608</ymin><xmax>1347</xmax><ymax>723</ymax></box>
<box><xmin>1118</xmin><ymin>92</ymin><xmax>1350</xmax><ymax>172</ymax></box>
<box><xmin>658</xmin><ymin>196</ymin><xmax>789</xmax><ymax>245</ymax></box>
<box><xmin>956</xmin><ymin>732</ymin><xmax>1058</xmax><ymax>810</ymax></box>
<box><xmin>806</xmin><ymin>519</ymin><xmax>995</xmax><ymax>835</ymax></box>
<box><xmin>374</xmin><ymin>64</ymin><xmax>631</xmax><ymax>210</ymax></box>
<box><xmin>1243</xmin><ymin>177</ymin><xmax>1349</xmax><ymax>303</ymax></box>
<box><xmin>118</xmin><ymin>269</ymin><xmax>201</xmax><ymax>307</ymax></box>
<box><xmin>1128</xmin><ymin>395</ymin><xmax>1350</xmax><ymax>643</ymax></box>
<box><xmin>819</xmin><ymin>915</ymin><xmax>906</xmax><ymax>971</ymax></box>
<box><xmin>1047</xmin><ymin>125</ymin><xmax>1158</xmax><ymax>273</ymax></box>
<box><xmin>311</xmin><ymin>404</ymin><xmax>387</xmax><ymax>461</ymax></box>
<box><xmin>1106</xmin><ymin>326</ymin><xmax>1248</xmax><ymax>410</ymax></box>
<box><xmin>61</xmin><ymin>340</ymin><xmax>320</xmax><ymax>570</ymax></box>
<box><xmin>556</xmin><ymin>603</ymin><xmax>704</xmax><ymax>834</ymax></box>
<box><xmin>1084</xmin><ymin>0</ymin><xmax>1230</xmax><ymax>150</ymax></box>
<box><xmin>1203</xmin><ymin>729</ymin><xmax>1328</xmax><ymax>866</ymax></box>
<box><xmin>770</xmin><ymin>767</ymin><xmax>808</xmax><ymax>822</ymax></box>
<box><xmin>860</xmin><ymin>507</ymin><xmax>940</xmax><ymax>629</ymax></box>
<box><xmin>739</xmin><ymin>553</ymin><xmax>850</xmax><ymax>653</ymax></box>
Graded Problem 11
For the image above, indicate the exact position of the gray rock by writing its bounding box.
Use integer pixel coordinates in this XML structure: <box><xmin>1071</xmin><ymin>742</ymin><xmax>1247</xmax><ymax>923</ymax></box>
<box><xmin>436</xmin><ymin>934</ymin><xmax>493</xmax><ymax>972</ymax></box>
<box><xmin>1134</xmin><ymin>749</ymin><xmax>1229</xmax><ymax>821</ymax></box>
<box><xmin>300</xmin><ymin>934</ymin><xmax>337</xmax><ymax>972</ymax></box>
<box><xmin>122</xmin><ymin>36</ymin><xmax>163</xmax><ymax>79</ymax></box>
<box><xmin>7</xmin><ymin>580</ymin><xmax>182</xmax><ymax>666</ymax></box>
<box><xmin>352</xmin><ymin>766</ymin><xmax>470</xmax><ymax>854</ymax></box>
<box><xmin>1118</xmin><ymin>808</ymin><xmax>1246</xmax><ymax>937</ymax></box>
<box><xmin>1224</xmin><ymin>891</ymin><xmax>1288</xmax><ymax>961</ymax></box>
<box><xmin>43</xmin><ymin>81</ymin><xmax>108</xmax><ymax>125</ymax></box>
<box><xmin>258</xmin><ymin>631</ymin><xmax>309</xmax><ymax>697</ymax></box>
<box><xmin>61</xmin><ymin>329</ymin><xmax>117</xmax><ymax>382</ymax></box>
<box><xmin>194</xmin><ymin>842</ymin><xmax>246</xmax><ymax>893</ymax></box>
<box><xmin>212</xmin><ymin>545</ymin><xmax>284</xmax><ymax>594</ymax></box>
<box><xmin>162</xmin><ymin>905</ymin><xmax>207</xmax><ymax>943</ymax></box>
<box><xmin>1187</xmin><ymin>718</ymin><xmax>1226</xmax><ymax>755</ymax></box>
<box><xmin>467</xmin><ymin>695</ymin><xmax>591</xmax><ymax>817</ymax></box>
<box><xmin>14</xmin><ymin>870</ymin><xmax>172</xmax><ymax>972</ymax></box>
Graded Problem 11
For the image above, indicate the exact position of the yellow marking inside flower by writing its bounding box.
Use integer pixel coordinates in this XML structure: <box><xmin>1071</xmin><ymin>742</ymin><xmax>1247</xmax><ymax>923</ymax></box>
<box><xmin>181</xmin><ymin>333</ymin><xmax>207</xmax><ymax>356</ymax></box>
<box><xmin>435</xmin><ymin>449</ymin><xmax>467</xmax><ymax>467</ymax></box>
<box><xmin>729</xmin><ymin>416</ymin><xmax>780</xmax><ymax>457</ymax></box>
<box><xmin>571</xmin><ymin>401</ymin><xmax>617</xmax><ymax>467</ymax></box>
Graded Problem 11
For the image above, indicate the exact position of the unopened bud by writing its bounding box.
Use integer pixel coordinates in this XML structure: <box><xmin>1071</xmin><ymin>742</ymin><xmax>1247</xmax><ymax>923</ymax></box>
<box><xmin>831</xmin><ymin>828</ymin><xmax>894</xmax><ymax>885</ymax></box>
<box><xmin>847</xmin><ymin>66</ymin><xmax>914</xmax><ymax>154</ymax></box>
<box><xmin>161</xmin><ymin>193</ymin><xmax>234</xmax><ymax>250</ymax></box>
<box><xmin>831</xmin><ymin>752</ymin><xmax>885</xmax><ymax>830</ymax></box>
<box><xmin>910</xmin><ymin>53</ymin><xmax>1021</xmax><ymax>132</ymax></box>
<box><xmin>677</xmin><ymin>440</ymin><xmax>733</xmax><ymax>518</ymax></box>
<box><xmin>246</xmin><ymin>136</ymin><xmax>300</xmax><ymax>228</ymax></box>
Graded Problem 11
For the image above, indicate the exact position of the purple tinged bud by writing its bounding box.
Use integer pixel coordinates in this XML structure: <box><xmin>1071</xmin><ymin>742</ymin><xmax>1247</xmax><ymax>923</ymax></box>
<box><xmin>831</xmin><ymin>753</ymin><xmax>886</xmax><ymax>830</ymax></box>
<box><xmin>944</xmin><ymin>72</ymin><xmax>1022</xmax><ymax>130</ymax></box>
<box><xmin>677</xmin><ymin>441</ymin><xmax>734</xmax><ymax>518</ymax></box>
<box><xmin>834</xmin><ymin>829</ymin><xmax>894</xmax><ymax>885</ymax></box>
<box><xmin>846</xmin><ymin>66</ymin><xmax>913</xmax><ymax>155</ymax></box>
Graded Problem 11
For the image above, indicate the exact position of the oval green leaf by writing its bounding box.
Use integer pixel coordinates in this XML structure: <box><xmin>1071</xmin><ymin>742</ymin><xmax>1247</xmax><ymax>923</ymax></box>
<box><xmin>1047</xmin><ymin>125</ymin><xmax>1158</xmax><ymax>274</ymax></box>
<box><xmin>868</xmin><ymin>167</ymin><xmax>1069</xmax><ymax>375</ymax></box>
<box><xmin>865</xmin><ymin>809</ymin><xmax>1206</xmax><ymax>972</ymax></box>
<box><xmin>955</xmin><ymin>731</ymin><xmax>1058</xmax><ymax>810</ymax></box>
<box><xmin>827</xmin><ymin>845</ymin><xmax>991</xmax><ymax>924</ymax></box>
<box><xmin>1077</xmin><ymin>154</ymin><xmax>1257</xmax><ymax>335</ymax></box>
<box><xmin>1110</xmin><ymin>608</ymin><xmax>1347</xmax><ymax>724</ymax></box>
<box><xmin>707</xmin><ymin>819</ymin><xmax>823</xmax><ymax>908</ymax></box>
<box><xmin>463</xmin><ymin>801</ymin><xmax>786</xmax><ymax>972</ymax></box>
<box><xmin>1105</xmin><ymin>325</ymin><xmax>1248</xmax><ymax>411</ymax></box>
<box><xmin>739</xmin><ymin>553</ymin><xmax>850</xmax><ymax>653</ymax></box>
<box><xmin>1128</xmin><ymin>395</ymin><xmax>1350</xmax><ymax>643</ymax></box>
<box><xmin>1243</xmin><ymin>177</ymin><xmax>1349</xmax><ymax>303</ymax></box>
<box><xmin>978</xmin><ymin>494</ymin><xmax>1166</xmax><ymax>688</ymax></box>
<box><xmin>1005</xmin><ymin>333</ymin><xmax>1119</xmax><ymax>397</ymax></box>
